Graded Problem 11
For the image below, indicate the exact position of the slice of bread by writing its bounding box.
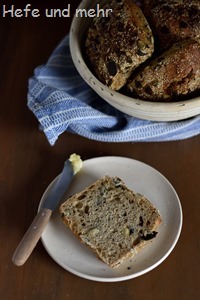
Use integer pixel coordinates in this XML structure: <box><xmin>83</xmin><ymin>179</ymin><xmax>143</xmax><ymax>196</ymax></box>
<box><xmin>59</xmin><ymin>176</ymin><xmax>162</xmax><ymax>268</ymax></box>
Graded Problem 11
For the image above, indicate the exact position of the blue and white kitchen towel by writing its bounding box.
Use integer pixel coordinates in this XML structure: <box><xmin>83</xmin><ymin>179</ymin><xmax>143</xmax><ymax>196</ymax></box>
<box><xmin>27</xmin><ymin>35</ymin><xmax>200</xmax><ymax>145</ymax></box>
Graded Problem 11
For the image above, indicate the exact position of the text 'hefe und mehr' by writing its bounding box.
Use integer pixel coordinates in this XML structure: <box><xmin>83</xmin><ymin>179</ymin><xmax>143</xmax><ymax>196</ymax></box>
<box><xmin>2</xmin><ymin>4</ymin><xmax>112</xmax><ymax>18</ymax></box>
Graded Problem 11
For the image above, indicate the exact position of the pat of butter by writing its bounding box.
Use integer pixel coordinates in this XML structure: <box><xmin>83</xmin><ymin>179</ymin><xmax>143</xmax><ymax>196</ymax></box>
<box><xmin>69</xmin><ymin>153</ymin><xmax>82</xmax><ymax>175</ymax></box>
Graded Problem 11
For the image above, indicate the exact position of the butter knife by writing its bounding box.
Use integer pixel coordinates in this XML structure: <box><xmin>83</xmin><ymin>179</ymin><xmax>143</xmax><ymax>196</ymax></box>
<box><xmin>12</xmin><ymin>154</ymin><xmax>82</xmax><ymax>266</ymax></box>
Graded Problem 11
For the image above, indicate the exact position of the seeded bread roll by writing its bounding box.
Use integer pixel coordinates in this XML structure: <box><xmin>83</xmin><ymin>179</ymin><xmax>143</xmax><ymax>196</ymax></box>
<box><xmin>59</xmin><ymin>176</ymin><xmax>162</xmax><ymax>268</ymax></box>
<box><xmin>127</xmin><ymin>38</ymin><xmax>200</xmax><ymax>102</ymax></box>
<box><xmin>142</xmin><ymin>0</ymin><xmax>200</xmax><ymax>51</ymax></box>
<box><xmin>85</xmin><ymin>0</ymin><xmax>154</xmax><ymax>91</ymax></box>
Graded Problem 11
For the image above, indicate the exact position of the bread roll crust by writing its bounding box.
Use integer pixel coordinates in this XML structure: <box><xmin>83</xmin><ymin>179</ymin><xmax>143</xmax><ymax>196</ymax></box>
<box><xmin>127</xmin><ymin>38</ymin><xmax>200</xmax><ymax>102</ymax></box>
<box><xmin>142</xmin><ymin>0</ymin><xmax>200</xmax><ymax>51</ymax></box>
<box><xmin>85</xmin><ymin>0</ymin><xmax>154</xmax><ymax>90</ymax></box>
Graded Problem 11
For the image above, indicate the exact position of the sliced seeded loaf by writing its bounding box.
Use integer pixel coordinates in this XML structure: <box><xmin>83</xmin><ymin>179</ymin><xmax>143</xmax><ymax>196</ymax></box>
<box><xmin>59</xmin><ymin>176</ymin><xmax>162</xmax><ymax>268</ymax></box>
<box><xmin>84</xmin><ymin>0</ymin><xmax>154</xmax><ymax>90</ymax></box>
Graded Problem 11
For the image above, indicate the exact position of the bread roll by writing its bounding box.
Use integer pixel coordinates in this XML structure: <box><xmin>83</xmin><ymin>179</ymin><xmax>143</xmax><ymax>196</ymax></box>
<box><xmin>142</xmin><ymin>0</ymin><xmax>200</xmax><ymax>51</ymax></box>
<box><xmin>127</xmin><ymin>38</ymin><xmax>200</xmax><ymax>102</ymax></box>
<box><xmin>85</xmin><ymin>0</ymin><xmax>154</xmax><ymax>90</ymax></box>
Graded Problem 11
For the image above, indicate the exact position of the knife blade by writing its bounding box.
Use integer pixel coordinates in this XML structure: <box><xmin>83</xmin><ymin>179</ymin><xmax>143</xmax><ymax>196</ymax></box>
<box><xmin>12</xmin><ymin>154</ymin><xmax>82</xmax><ymax>266</ymax></box>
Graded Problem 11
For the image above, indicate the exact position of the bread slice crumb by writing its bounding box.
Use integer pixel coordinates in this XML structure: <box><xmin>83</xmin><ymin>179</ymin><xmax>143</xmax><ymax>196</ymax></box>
<box><xmin>59</xmin><ymin>176</ymin><xmax>162</xmax><ymax>268</ymax></box>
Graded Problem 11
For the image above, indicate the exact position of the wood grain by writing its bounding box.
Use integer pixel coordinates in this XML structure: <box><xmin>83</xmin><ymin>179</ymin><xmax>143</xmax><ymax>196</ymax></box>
<box><xmin>1</xmin><ymin>1</ymin><xmax>200</xmax><ymax>299</ymax></box>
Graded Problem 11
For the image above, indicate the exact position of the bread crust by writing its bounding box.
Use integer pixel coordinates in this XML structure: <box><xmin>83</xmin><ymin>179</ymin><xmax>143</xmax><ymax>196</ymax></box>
<box><xmin>142</xmin><ymin>0</ymin><xmax>200</xmax><ymax>51</ymax></box>
<box><xmin>127</xmin><ymin>38</ymin><xmax>200</xmax><ymax>102</ymax></box>
<box><xmin>60</xmin><ymin>176</ymin><xmax>162</xmax><ymax>268</ymax></box>
<box><xmin>85</xmin><ymin>0</ymin><xmax>154</xmax><ymax>90</ymax></box>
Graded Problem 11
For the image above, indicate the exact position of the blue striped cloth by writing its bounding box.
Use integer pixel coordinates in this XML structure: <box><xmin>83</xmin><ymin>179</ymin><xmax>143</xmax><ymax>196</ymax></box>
<box><xmin>27</xmin><ymin>35</ymin><xmax>200</xmax><ymax>145</ymax></box>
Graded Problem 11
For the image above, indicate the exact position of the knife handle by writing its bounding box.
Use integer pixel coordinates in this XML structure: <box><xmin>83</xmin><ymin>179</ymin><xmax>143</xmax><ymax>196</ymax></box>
<box><xmin>12</xmin><ymin>208</ymin><xmax>52</xmax><ymax>266</ymax></box>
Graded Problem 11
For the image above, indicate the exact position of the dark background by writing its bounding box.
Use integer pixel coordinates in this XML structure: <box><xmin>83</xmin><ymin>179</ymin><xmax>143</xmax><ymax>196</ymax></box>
<box><xmin>1</xmin><ymin>1</ymin><xmax>200</xmax><ymax>299</ymax></box>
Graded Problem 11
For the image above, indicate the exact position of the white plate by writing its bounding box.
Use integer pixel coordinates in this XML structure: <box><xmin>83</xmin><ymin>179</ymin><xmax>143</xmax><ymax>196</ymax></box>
<box><xmin>40</xmin><ymin>156</ymin><xmax>182</xmax><ymax>282</ymax></box>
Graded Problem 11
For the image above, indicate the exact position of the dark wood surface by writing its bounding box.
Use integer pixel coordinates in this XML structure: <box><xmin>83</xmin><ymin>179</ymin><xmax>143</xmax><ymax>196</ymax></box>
<box><xmin>1</xmin><ymin>1</ymin><xmax>200</xmax><ymax>299</ymax></box>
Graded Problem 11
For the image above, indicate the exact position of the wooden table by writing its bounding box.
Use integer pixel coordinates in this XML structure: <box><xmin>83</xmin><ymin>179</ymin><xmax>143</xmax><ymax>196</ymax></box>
<box><xmin>1</xmin><ymin>1</ymin><xmax>200</xmax><ymax>299</ymax></box>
